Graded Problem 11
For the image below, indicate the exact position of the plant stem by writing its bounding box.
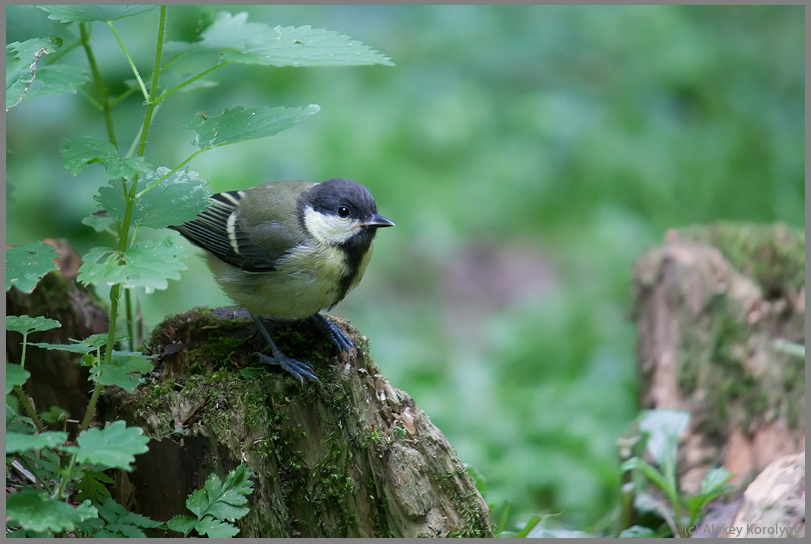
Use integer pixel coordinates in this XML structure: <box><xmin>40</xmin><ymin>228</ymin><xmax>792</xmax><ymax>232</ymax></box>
<box><xmin>135</xmin><ymin>5</ymin><xmax>167</xmax><ymax>159</ymax></box>
<box><xmin>135</xmin><ymin>148</ymin><xmax>204</xmax><ymax>198</ymax></box>
<box><xmin>15</xmin><ymin>455</ymin><xmax>53</xmax><ymax>494</ymax></box>
<box><xmin>106</xmin><ymin>20</ymin><xmax>150</xmax><ymax>101</ymax></box>
<box><xmin>19</xmin><ymin>331</ymin><xmax>28</xmax><ymax>370</ymax></box>
<box><xmin>79</xmin><ymin>382</ymin><xmax>104</xmax><ymax>432</ymax></box>
<box><xmin>79</xmin><ymin>23</ymin><xmax>117</xmax><ymax>147</ymax></box>
<box><xmin>154</xmin><ymin>62</ymin><xmax>230</xmax><ymax>105</ymax></box>
<box><xmin>13</xmin><ymin>385</ymin><xmax>45</xmax><ymax>433</ymax></box>
<box><xmin>53</xmin><ymin>450</ymin><xmax>79</xmax><ymax>501</ymax></box>
<box><xmin>125</xmin><ymin>289</ymin><xmax>134</xmax><ymax>352</ymax></box>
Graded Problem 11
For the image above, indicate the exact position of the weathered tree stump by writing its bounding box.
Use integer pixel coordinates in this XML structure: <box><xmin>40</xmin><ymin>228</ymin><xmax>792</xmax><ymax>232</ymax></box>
<box><xmin>104</xmin><ymin>308</ymin><xmax>493</xmax><ymax>537</ymax></box>
<box><xmin>727</xmin><ymin>452</ymin><xmax>805</xmax><ymax>538</ymax></box>
<box><xmin>632</xmin><ymin>222</ymin><xmax>805</xmax><ymax>495</ymax></box>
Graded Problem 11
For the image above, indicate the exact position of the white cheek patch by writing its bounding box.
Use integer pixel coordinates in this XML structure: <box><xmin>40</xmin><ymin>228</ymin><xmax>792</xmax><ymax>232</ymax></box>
<box><xmin>303</xmin><ymin>206</ymin><xmax>359</xmax><ymax>245</ymax></box>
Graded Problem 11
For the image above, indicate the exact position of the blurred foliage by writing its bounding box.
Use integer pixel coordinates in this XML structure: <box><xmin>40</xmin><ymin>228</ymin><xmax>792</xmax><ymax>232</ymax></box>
<box><xmin>6</xmin><ymin>5</ymin><xmax>804</xmax><ymax>532</ymax></box>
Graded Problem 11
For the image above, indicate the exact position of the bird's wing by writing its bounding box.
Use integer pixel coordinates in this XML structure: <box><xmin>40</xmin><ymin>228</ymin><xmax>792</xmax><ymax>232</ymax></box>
<box><xmin>171</xmin><ymin>191</ymin><xmax>297</xmax><ymax>273</ymax></box>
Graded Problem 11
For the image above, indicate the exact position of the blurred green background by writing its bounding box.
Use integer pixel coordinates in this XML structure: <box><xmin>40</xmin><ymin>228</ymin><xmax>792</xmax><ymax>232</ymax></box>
<box><xmin>6</xmin><ymin>5</ymin><xmax>804</xmax><ymax>531</ymax></box>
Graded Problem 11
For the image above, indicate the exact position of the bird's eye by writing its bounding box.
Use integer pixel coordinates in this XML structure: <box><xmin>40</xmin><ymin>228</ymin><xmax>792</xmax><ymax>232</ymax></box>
<box><xmin>337</xmin><ymin>206</ymin><xmax>350</xmax><ymax>218</ymax></box>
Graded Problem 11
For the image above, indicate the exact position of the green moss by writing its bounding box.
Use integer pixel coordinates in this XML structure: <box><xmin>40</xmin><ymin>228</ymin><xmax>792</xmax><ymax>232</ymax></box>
<box><xmin>434</xmin><ymin>469</ymin><xmax>492</xmax><ymax>537</ymax></box>
<box><xmin>365</xmin><ymin>477</ymin><xmax>392</xmax><ymax>537</ymax></box>
<box><xmin>679</xmin><ymin>222</ymin><xmax>805</xmax><ymax>295</ymax></box>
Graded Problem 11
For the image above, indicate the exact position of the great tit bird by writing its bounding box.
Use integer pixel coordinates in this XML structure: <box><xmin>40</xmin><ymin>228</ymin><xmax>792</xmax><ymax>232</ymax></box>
<box><xmin>170</xmin><ymin>178</ymin><xmax>394</xmax><ymax>384</ymax></box>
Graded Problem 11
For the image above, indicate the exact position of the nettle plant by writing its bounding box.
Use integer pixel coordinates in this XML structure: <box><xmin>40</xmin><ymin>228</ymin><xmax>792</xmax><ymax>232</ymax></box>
<box><xmin>6</xmin><ymin>5</ymin><xmax>392</xmax><ymax>537</ymax></box>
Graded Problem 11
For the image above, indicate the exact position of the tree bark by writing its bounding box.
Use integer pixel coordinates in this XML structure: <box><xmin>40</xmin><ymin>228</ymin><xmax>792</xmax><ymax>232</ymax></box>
<box><xmin>632</xmin><ymin>223</ymin><xmax>805</xmax><ymax>495</ymax></box>
<box><xmin>104</xmin><ymin>308</ymin><xmax>493</xmax><ymax>537</ymax></box>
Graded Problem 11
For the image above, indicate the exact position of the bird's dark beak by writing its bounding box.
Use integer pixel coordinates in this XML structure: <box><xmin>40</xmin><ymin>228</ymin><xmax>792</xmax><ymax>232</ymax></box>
<box><xmin>365</xmin><ymin>214</ymin><xmax>395</xmax><ymax>228</ymax></box>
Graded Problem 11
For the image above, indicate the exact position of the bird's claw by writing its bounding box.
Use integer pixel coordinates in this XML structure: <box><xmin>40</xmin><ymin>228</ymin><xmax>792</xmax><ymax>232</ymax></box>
<box><xmin>252</xmin><ymin>351</ymin><xmax>321</xmax><ymax>386</ymax></box>
<box><xmin>311</xmin><ymin>314</ymin><xmax>356</xmax><ymax>362</ymax></box>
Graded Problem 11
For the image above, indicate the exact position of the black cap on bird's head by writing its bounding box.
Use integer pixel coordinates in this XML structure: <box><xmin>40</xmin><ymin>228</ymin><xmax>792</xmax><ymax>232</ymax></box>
<box><xmin>300</xmin><ymin>179</ymin><xmax>395</xmax><ymax>244</ymax></box>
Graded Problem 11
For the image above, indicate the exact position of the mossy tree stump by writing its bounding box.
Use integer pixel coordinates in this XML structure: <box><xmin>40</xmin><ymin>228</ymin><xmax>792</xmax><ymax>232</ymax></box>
<box><xmin>104</xmin><ymin>308</ymin><xmax>492</xmax><ymax>537</ymax></box>
<box><xmin>633</xmin><ymin>222</ymin><xmax>804</xmax><ymax>495</ymax></box>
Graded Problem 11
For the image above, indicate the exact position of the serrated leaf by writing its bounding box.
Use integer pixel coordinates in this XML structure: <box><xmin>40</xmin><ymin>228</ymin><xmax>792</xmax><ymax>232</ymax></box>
<box><xmin>61</xmin><ymin>136</ymin><xmax>152</xmax><ymax>178</ymax></box>
<box><xmin>221</xmin><ymin>464</ymin><xmax>254</xmax><ymax>502</ymax></box>
<box><xmin>6</xmin><ymin>488</ymin><xmax>98</xmax><ymax>534</ymax></box>
<box><xmin>29</xmin><ymin>342</ymin><xmax>95</xmax><ymax>355</ymax></box>
<box><xmin>6</xmin><ymin>363</ymin><xmax>31</xmax><ymax>394</ymax></box>
<box><xmin>6</xmin><ymin>37</ymin><xmax>63</xmax><ymax>110</ymax></box>
<box><xmin>186</xmin><ymin>105</ymin><xmax>320</xmax><ymax>149</ymax></box>
<box><xmin>166</xmin><ymin>515</ymin><xmax>196</xmax><ymax>536</ymax></box>
<box><xmin>25</xmin><ymin>63</ymin><xmax>90</xmax><ymax>99</ymax></box>
<box><xmin>6</xmin><ymin>431</ymin><xmax>68</xmax><ymax>453</ymax></box>
<box><xmin>74</xmin><ymin>470</ymin><xmax>114</xmax><ymax>503</ymax></box>
<box><xmin>91</xmin><ymin>497</ymin><xmax>162</xmax><ymax>537</ymax></box>
<box><xmin>6</xmin><ymin>315</ymin><xmax>61</xmax><ymax>336</ymax></box>
<box><xmin>37</xmin><ymin>5</ymin><xmax>159</xmax><ymax>23</ymax></box>
<box><xmin>95</xmin><ymin>167</ymin><xmax>210</xmax><ymax>229</ymax></box>
<box><xmin>6</xmin><ymin>241</ymin><xmax>59</xmax><ymax>293</ymax></box>
<box><xmin>194</xmin><ymin>12</ymin><xmax>393</xmax><ymax>67</ymax></box>
<box><xmin>178</xmin><ymin>464</ymin><xmax>254</xmax><ymax>537</ymax></box>
<box><xmin>204</xmin><ymin>501</ymin><xmax>250</xmax><ymax>523</ymax></box>
<box><xmin>62</xmin><ymin>421</ymin><xmax>149</xmax><ymax>471</ymax></box>
<box><xmin>78</xmin><ymin>237</ymin><xmax>187</xmax><ymax>294</ymax></box>
<box><xmin>90</xmin><ymin>352</ymin><xmax>153</xmax><ymax>392</ymax></box>
<box><xmin>638</xmin><ymin>409</ymin><xmax>689</xmax><ymax>466</ymax></box>
<box><xmin>195</xmin><ymin>516</ymin><xmax>240</xmax><ymax>538</ymax></box>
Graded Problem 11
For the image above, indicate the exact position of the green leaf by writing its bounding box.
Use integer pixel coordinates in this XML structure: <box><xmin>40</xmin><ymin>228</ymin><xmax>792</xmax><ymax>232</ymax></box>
<box><xmin>6</xmin><ymin>430</ymin><xmax>68</xmax><ymax>453</ymax></box>
<box><xmin>90</xmin><ymin>352</ymin><xmax>153</xmax><ymax>392</ymax></box>
<box><xmin>61</xmin><ymin>136</ymin><xmax>152</xmax><ymax>178</ymax></box>
<box><xmin>700</xmin><ymin>467</ymin><xmax>733</xmax><ymax>494</ymax></box>
<box><xmin>6</xmin><ymin>315</ymin><xmax>61</xmax><ymax>336</ymax></box>
<box><xmin>29</xmin><ymin>342</ymin><xmax>94</xmax><ymax>355</ymax></box>
<box><xmin>74</xmin><ymin>470</ymin><xmax>114</xmax><ymax>503</ymax></box>
<box><xmin>194</xmin><ymin>517</ymin><xmax>240</xmax><ymax>538</ymax></box>
<box><xmin>194</xmin><ymin>12</ymin><xmax>394</xmax><ymax>67</ymax></box>
<box><xmin>25</xmin><ymin>64</ymin><xmax>90</xmax><ymax>99</ymax></box>
<box><xmin>514</xmin><ymin>515</ymin><xmax>542</xmax><ymax>538</ymax></box>
<box><xmin>6</xmin><ymin>488</ymin><xmax>98</xmax><ymax>534</ymax></box>
<box><xmin>6</xmin><ymin>363</ymin><xmax>30</xmax><ymax>394</ymax></box>
<box><xmin>178</xmin><ymin>464</ymin><xmax>254</xmax><ymax>537</ymax></box>
<box><xmin>638</xmin><ymin>409</ymin><xmax>689</xmax><ymax>466</ymax></box>
<box><xmin>622</xmin><ymin>457</ymin><xmax>670</xmax><ymax>497</ymax></box>
<box><xmin>82</xmin><ymin>212</ymin><xmax>117</xmax><ymax>233</ymax></box>
<box><xmin>6</xmin><ymin>241</ymin><xmax>59</xmax><ymax>293</ymax></box>
<box><xmin>81</xmin><ymin>333</ymin><xmax>112</xmax><ymax>348</ymax></box>
<box><xmin>78</xmin><ymin>237</ymin><xmax>187</xmax><ymax>294</ymax></box>
<box><xmin>90</xmin><ymin>497</ymin><xmax>162</xmax><ymax>537</ymax></box>
<box><xmin>166</xmin><ymin>515</ymin><xmax>196</xmax><ymax>536</ymax></box>
<box><xmin>186</xmin><ymin>105</ymin><xmax>320</xmax><ymax>149</ymax></box>
<box><xmin>37</xmin><ymin>5</ymin><xmax>159</xmax><ymax>23</ymax></box>
<box><xmin>63</xmin><ymin>420</ymin><xmax>149</xmax><ymax>471</ymax></box>
<box><xmin>685</xmin><ymin>467</ymin><xmax>734</xmax><ymax>518</ymax></box>
<box><xmin>39</xmin><ymin>406</ymin><xmax>70</xmax><ymax>426</ymax></box>
<box><xmin>6</xmin><ymin>37</ymin><xmax>63</xmax><ymax>110</ymax></box>
<box><xmin>95</xmin><ymin>167</ymin><xmax>210</xmax><ymax>229</ymax></box>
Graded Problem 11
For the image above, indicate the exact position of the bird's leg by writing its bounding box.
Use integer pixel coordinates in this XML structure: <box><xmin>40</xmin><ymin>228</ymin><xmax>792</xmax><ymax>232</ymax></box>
<box><xmin>251</xmin><ymin>315</ymin><xmax>321</xmax><ymax>385</ymax></box>
<box><xmin>310</xmin><ymin>313</ymin><xmax>356</xmax><ymax>362</ymax></box>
